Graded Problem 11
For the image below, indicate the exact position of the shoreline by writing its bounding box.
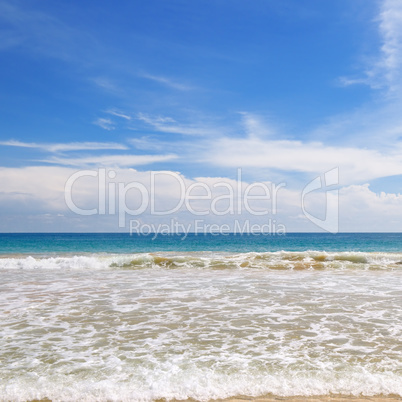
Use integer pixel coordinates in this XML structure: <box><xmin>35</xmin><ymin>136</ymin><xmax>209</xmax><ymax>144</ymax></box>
<box><xmin>29</xmin><ymin>397</ymin><xmax>402</xmax><ymax>402</ymax></box>
<box><xmin>222</xmin><ymin>397</ymin><xmax>402</xmax><ymax>401</ymax></box>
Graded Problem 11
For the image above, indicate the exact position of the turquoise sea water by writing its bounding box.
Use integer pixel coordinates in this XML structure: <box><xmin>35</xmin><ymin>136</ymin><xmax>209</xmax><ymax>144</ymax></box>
<box><xmin>1</xmin><ymin>232</ymin><xmax>402</xmax><ymax>254</ymax></box>
<box><xmin>0</xmin><ymin>233</ymin><xmax>402</xmax><ymax>401</ymax></box>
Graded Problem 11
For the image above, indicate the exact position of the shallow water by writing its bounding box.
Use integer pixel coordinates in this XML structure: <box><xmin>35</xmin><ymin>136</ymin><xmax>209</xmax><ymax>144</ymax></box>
<box><xmin>0</xmin><ymin>251</ymin><xmax>401</xmax><ymax>401</ymax></box>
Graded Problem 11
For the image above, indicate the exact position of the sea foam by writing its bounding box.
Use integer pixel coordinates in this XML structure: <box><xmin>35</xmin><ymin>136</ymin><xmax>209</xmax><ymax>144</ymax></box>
<box><xmin>0</xmin><ymin>251</ymin><xmax>402</xmax><ymax>271</ymax></box>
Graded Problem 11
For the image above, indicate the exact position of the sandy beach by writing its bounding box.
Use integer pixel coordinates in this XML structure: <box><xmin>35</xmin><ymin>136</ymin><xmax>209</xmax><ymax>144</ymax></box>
<box><xmin>29</xmin><ymin>397</ymin><xmax>402</xmax><ymax>402</ymax></box>
<box><xmin>224</xmin><ymin>397</ymin><xmax>402</xmax><ymax>401</ymax></box>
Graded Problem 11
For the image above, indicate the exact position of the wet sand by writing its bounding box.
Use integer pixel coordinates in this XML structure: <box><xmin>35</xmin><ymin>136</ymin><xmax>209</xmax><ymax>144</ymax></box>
<box><xmin>29</xmin><ymin>396</ymin><xmax>402</xmax><ymax>402</ymax></box>
<box><xmin>223</xmin><ymin>397</ymin><xmax>402</xmax><ymax>402</ymax></box>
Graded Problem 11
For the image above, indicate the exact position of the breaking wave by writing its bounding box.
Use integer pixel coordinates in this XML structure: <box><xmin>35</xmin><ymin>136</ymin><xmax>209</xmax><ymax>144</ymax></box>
<box><xmin>1</xmin><ymin>251</ymin><xmax>402</xmax><ymax>271</ymax></box>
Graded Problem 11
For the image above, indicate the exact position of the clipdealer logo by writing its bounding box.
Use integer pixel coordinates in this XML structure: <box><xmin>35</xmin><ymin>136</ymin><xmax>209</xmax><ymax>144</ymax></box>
<box><xmin>64</xmin><ymin>167</ymin><xmax>339</xmax><ymax>234</ymax></box>
<box><xmin>301</xmin><ymin>167</ymin><xmax>339</xmax><ymax>234</ymax></box>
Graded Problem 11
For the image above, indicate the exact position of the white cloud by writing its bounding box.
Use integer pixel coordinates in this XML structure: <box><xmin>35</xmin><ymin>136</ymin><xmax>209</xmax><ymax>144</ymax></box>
<box><xmin>106</xmin><ymin>109</ymin><xmax>132</xmax><ymax>120</ymax></box>
<box><xmin>93</xmin><ymin>117</ymin><xmax>115</xmax><ymax>131</ymax></box>
<box><xmin>127</xmin><ymin>111</ymin><xmax>402</xmax><ymax>186</ymax></box>
<box><xmin>0</xmin><ymin>166</ymin><xmax>75</xmax><ymax>214</ymax></box>
<box><xmin>136</xmin><ymin>112</ymin><xmax>221</xmax><ymax>136</ymax></box>
<box><xmin>377</xmin><ymin>0</ymin><xmax>402</xmax><ymax>90</ymax></box>
<box><xmin>239</xmin><ymin>112</ymin><xmax>275</xmax><ymax>138</ymax></box>
<box><xmin>340</xmin><ymin>0</ymin><xmax>402</xmax><ymax>92</ymax></box>
<box><xmin>0</xmin><ymin>140</ymin><xmax>128</xmax><ymax>152</ymax></box>
<box><xmin>49</xmin><ymin>142</ymin><xmax>127</xmax><ymax>152</ymax></box>
<box><xmin>129</xmin><ymin>136</ymin><xmax>168</xmax><ymax>151</ymax></box>
<box><xmin>92</xmin><ymin>77</ymin><xmax>120</xmax><ymax>93</ymax></box>
<box><xmin>141</xmin><ymin>73</ymin><xmax>194</xmax><ymax>91</ymax></box>
<box><xmin>338</xmin><ymin>183</ymin><xmax>402</xmax><ymax>231</ymax></box>
<box><xmin>129</xmin><ymin>135</ymin><xmax>207</xmax><ymax>155</ymax></box>
<box><xmin>0</xmin><ymin>0</ymin><xmax>94</xmax><ymax>62</ymax></box>
<box><xmin>41</xmin><ymin>153</ymin><xmax>178</xmax><ymax>167</ymax></box>
<box><xmin>203</xmin><ymin>135</ymin><xmax>402</xmax><ymax>184</ymax></box>
<box><xmin>93</xmin><ymin>109</ymin><xmax>226</xmax><ymax>138</ymax></box>
<box><xmin>1</xmin><ymin>166</ymin><xmax>402</xmax><ymax>232</ymax></box>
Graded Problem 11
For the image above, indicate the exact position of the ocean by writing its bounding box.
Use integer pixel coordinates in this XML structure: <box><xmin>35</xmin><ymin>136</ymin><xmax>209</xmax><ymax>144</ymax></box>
<box><xmin>0</xmin><ymin>233</ymin><xmax>401</xmax><ymax>401</ymax></box>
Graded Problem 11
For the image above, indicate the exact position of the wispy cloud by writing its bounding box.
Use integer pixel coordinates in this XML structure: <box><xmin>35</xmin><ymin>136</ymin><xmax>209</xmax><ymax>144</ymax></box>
<box><xmin>106</xmin><ymin>109</ymin><xmax>132</xmax><ymax>120</ymax></box>
<box><xmin>315</xmin><ymin>0</ymin><xmax>402</xmax><ymax>150</ymax></box>
<box><xmin>128</xmin><ymin>136</ymin><xmax>206</xmax><ymax>157</ymax></box>
<box><xmin>1</xmin><ymin>138</ymin><xmax>178</xmax><ymax>169</ymax></box>
<box><xmin>340</xmin><ymin>0</ymin><xmax>402</xmax><ymax>92</ymax></box>
<box><xmin>92</xmin><ymin>77</ymin><xmax>122</xmax><ymax>95</ymax></box>
<box><xmin>239</xmin><ymin>112</ymin><xmax>276</xmax><ymax>138</ymax></box>
<box><xmin>93</xmin><ymin>110</ymin><xmax>219</xmax><ymax>136</ymax></box>
<box><xmin>0</xmin><ymin>0</ymin><xmax>95</xmax><ymax>62</ymax></box>
<box><xmin>136</xmin><ymin>113</ymin><xmax>221</xmax><ymax>136</ymax></box>
<box><xmin>377</xmin><ymin>0</ymin><xmax>402</xmax><ymax>90</ymax></box>
<box><xmin>131</xmin><ymin>112</ymin><xmax>402</xmax><ymax>185</ymax></box>
<box><xmin>203</xmin><ymin>134</ymin><xmax>402</xmax><ymax>184</ymax></box>
<box><xmin>129</xmin><ymin>136</ymin><xmax>168</xmax><ymax>151</ymax></box>
<box><xmin>141</xmin><ymin>73</ymin><xmax>195</xmax><ymax>91</ymax></box>
<box><xmin>0</xmin><ymin>140</ymin><xmax>128</xmax><ymax>152</ymax></box>
<box><xmin>41</xmin><ymin>153</ymin><xmax>178</xmax><ymax>167</ymax></box>
<box><xmin>93</xmin><ymin>117</ymin><xmax>115</xmax><ymax>131</ymax></box>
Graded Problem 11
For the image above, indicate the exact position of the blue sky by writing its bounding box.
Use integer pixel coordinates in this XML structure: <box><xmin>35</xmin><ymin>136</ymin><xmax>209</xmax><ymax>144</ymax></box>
<box><xmin>1</xmin><ymin>0</ymin><xmax>402</xmax><ymax>232</ymax></box>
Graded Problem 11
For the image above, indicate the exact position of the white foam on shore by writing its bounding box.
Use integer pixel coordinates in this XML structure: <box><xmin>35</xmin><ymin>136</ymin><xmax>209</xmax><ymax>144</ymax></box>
<box><xmin>1</xmin><ymin>369</ymin><xmax>402</xmax><ymax>401</ymax></box>
<box><xmin>1</xmin><ymin>252</ymin><xmax>401</xmax><ymax>400</ymax></box>
<box><xmin>1</xmin><ymin>250</ymin><xmax>402</xmax><ymax>271</ymax></box>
